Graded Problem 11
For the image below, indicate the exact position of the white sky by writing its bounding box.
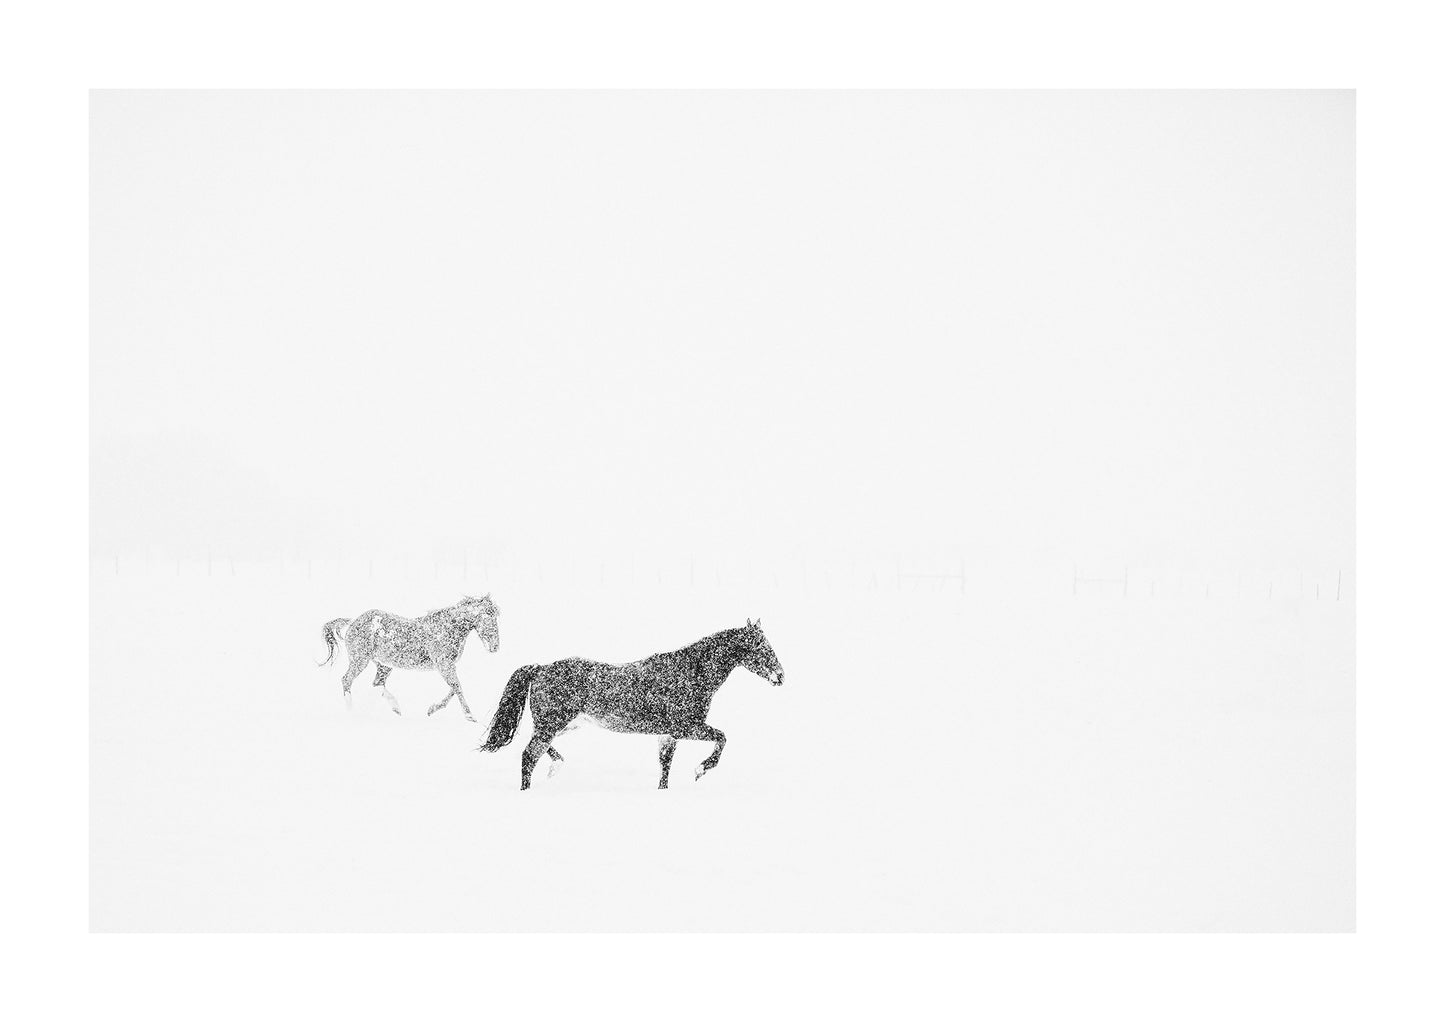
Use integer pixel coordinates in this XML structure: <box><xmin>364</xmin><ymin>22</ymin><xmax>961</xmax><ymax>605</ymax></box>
<box><xmin>91</xmin><ymin>91</ymin><xmax>1352</xmax><ymax>571</ymax></box>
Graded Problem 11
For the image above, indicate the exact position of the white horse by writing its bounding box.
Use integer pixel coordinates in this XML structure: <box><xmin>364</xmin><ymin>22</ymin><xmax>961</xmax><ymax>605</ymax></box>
<box><xmin>319</xmin><ymin>594</ymin><xmax>499</xmax><ymax>720</ymax></box>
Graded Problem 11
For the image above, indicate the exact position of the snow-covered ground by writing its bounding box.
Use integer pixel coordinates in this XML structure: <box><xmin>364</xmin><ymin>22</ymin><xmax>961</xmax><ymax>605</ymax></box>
<box><xmin>90</xmin><ymin>560</ymin><xmax>1352</xmax><ymax>931</ymax></box>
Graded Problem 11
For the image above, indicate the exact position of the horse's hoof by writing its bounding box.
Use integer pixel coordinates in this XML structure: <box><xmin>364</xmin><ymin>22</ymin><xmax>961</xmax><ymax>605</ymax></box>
<box><xmin>694</xmin><ymin>765</ymin><xmax>707</xmax><ymax>781</ymax></box>
<box><xmin>465</xmin><ymin>715</ymin><xmax>477</xmax><ymax>723</ymax></box>
<box><xmin>548</xmin><ymin>762</ymin><xmax>561</xmax><ymax>779</ymax></box>
<box><xmin>426</xmin><ymin>705</ymin><xmax>438</xmax><ymax>716</ymax></box>
<box><xmin>391</xmin><ymin>706</ymin><xmax>402</xmax><ymax>716</ymax></box>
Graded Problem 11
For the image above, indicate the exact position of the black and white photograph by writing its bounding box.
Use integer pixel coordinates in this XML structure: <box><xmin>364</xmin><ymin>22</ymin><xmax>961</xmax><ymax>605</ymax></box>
<box><xmin>89</xmin><ymin>90</ymin><xmax>1353</xmax><ymax>932</ymax></box>
<box><xmin>13</xmin><ymin>3</ymin><xmax>1442</xmax><ymax>1017</ymax></box>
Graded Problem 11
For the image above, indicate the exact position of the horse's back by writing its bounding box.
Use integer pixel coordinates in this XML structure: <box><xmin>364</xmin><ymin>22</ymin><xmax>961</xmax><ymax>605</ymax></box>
<box><xmin>531</xmin><ymin>653</ymin><xmax>699</xmax><ymax>734</ymax></box>
<box><xmin>344</xmin><ymin>609</ymin><xmax>401</xmax><ymax>639</ymax></box>
<box><xmin>347</xmin><ymin>609</ymin><xmax>437</xmax><ymax>669</ymax></box>
<box><xmin>536</xmin><ymin>656</ymin><xmax>654</xmax><ymax>691</ymax></box>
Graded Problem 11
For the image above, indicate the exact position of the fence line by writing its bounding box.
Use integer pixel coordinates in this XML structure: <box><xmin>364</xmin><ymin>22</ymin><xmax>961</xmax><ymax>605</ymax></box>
<box><xmin>1074</xmin><ymin>564</ymin><xmax>1128</xmax><ymax>597</ymax></box>
<box><xmin>92</xmin><ymin>553</ymin><xmax>1350</xmax><ymax>603</ymax></box>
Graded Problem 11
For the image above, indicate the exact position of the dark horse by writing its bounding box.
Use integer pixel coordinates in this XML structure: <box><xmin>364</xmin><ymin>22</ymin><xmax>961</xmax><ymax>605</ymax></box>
<box><xmin>478</xmin><ymin>619</ymin><xmax>785</xmax><ymax>790</ymax></box>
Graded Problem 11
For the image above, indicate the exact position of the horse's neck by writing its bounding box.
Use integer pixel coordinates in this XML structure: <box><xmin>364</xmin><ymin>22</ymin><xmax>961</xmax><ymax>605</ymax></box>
<box><xmin>428</xmin><ymin>609</ymin><xmax>474</xmax><ymax>642</ymax></box>
<box><xmin>696</xmin><ymin>631</ymin><xmax>745</xmax><ymax>688</ymax></box>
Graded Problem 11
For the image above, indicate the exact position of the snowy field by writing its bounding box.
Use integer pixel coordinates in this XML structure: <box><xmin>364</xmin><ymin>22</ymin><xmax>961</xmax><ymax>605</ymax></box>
<box><xmin>90</xmin><ymin>92</ymin><xmax>1353</xmax><ymax>931</ymax></box>
<box><xmin>89</xmin><ymin>558</ymin><xmax>1352</xmax><ymax>931</ymax></box>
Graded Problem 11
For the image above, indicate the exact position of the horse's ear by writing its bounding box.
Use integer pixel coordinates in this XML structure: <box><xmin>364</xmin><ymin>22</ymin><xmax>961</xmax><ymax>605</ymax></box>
<box><xmin>746</xmin><ymin>617</ymin><xmax>752</xmax><ymax>626</ymax></box>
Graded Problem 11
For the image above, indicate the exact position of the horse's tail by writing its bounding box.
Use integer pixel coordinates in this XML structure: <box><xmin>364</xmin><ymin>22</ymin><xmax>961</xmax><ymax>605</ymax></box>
<box><xmin>319</xmin><ymin>617</ymin><xmax>351</xmax><ymax>666</ymax></box>
<box><xmin>477</xmin><ymin>665</ymin><xmax>537</xmax><ymax>751</ymax></box>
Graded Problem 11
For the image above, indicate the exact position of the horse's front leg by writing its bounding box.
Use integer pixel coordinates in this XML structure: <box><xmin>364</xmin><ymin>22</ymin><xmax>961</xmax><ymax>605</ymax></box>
<box><xmin>679</xmin><ymin>724</ymin><xmax>727</xmax><ymax>781</ymax></box>
<box><xmin>426</xmin><ymin>685</ymin><xmax>454</xmax><ymax>717</ymax></box>
<box><xmin>431</xmin><ymin>662</ymin><xmax>476</xmax><ymax>722</ymax></box>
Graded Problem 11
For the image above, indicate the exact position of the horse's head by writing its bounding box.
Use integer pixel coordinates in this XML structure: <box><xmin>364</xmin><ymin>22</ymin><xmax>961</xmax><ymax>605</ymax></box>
<box><xmin>738</xmin><ymin>618</ymin><xmax>785</xmax><ymax>686</ymax></box>
<box><xmin>459</xmin><ymin>593</ymin><xmax>500</xmax><ymax>653</ymax></box>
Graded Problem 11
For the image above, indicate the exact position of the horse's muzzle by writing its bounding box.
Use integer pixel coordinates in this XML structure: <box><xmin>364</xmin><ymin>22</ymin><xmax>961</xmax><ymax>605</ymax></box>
<box><xmin>772</xmin><ymin>671</ymin><xmax>785</xmax><ymax>686</ymax></box>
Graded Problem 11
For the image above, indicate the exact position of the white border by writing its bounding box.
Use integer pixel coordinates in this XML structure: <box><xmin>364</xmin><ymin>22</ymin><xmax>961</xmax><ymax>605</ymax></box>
<box><xmin>7</xmin><ymin>0</ymin><xmax>1439</xmax><ymax>1018</ymax></box>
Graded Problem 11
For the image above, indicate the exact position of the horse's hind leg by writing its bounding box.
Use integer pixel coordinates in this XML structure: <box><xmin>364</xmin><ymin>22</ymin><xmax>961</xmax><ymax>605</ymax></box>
<box><xmin>521</xmin><ymin>721</ymin><xmax>570</xmax><ymax>791</ymax></box>
<box><xmin>372</xmin><ymin>664</ymin><xmax>401</xmax><ymax>715</ymax></box>
<box><xmin>520</xmin><ymin>734</ymin><xmax>549</xmax><ymax>790</ymax></box>
<box><xmin>545</xmin><ymin>719</ymin><xmax>581</xmax><ymax>779</ymax></box>
<box><xmin>657</xmin><ymin>736</ymin><xmax>678</xmax><ymax>789</ymax></box>
<box><xmin>339</xmin><ymin>655</ymin><xmax>369</xmax><ymax>710</ymax></box>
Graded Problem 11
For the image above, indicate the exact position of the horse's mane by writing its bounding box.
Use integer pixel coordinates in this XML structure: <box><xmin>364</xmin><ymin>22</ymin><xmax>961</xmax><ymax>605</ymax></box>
<box><xmin>677</xmin><ymin>625</ymin><xmax>749</xmax><ymax>662</ymax></box>
<box><xmin>467</xmin><ymin>593</ymin><xmax>498</xmax><ymax>614</ymax></box>
<box><xmin>429</xmin><ymin>594</ymin><xmax>499</xmax><ymax>620</ymax></box>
